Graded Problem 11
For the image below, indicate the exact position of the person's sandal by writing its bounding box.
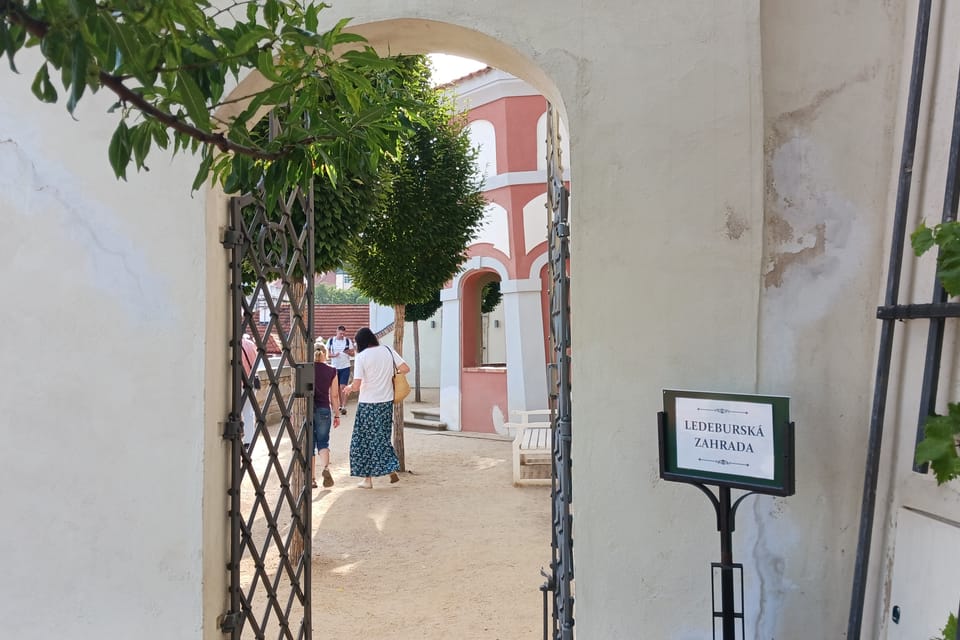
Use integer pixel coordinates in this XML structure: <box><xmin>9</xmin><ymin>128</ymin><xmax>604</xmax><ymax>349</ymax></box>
<box><xmin>389</xmin><ymin>472</ymin><xmax>400</xmax><ymax>484</ymax></box>
<box><xmin>311</xmin><ymin>478</ymin><xmax>318</xmax><ymax>488</ymax></box>
<box><xmin>322</xmin><ymin>468</ymin><xmax>334</xmax><ymax>488</ymax></box>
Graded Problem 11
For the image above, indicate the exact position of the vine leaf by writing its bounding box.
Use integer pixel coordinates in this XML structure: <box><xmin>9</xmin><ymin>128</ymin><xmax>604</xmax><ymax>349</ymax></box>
<box><xmin>915</xmin><ymin>403</ymin><xmax>960</xmax><ymax>485</ymax></box>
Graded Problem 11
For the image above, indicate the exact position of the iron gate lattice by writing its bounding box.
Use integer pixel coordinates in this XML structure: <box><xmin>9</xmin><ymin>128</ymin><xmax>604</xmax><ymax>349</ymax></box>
<box><xmin>222</xmin><ymin>178</ymin><xmax>315</xmax><ymax>639</ymax></box>
<box><xmin>542</xmin><ymin>102</ymin><xmax>575</xmax><ymax>640</ymax></box>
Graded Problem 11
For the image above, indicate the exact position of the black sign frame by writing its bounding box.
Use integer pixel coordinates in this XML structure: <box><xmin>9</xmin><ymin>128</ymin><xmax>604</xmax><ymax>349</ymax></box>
<box><xmin>659</xmin><ymin>389</ymin><xmax>795</xmax><ymax>496</ymax></box>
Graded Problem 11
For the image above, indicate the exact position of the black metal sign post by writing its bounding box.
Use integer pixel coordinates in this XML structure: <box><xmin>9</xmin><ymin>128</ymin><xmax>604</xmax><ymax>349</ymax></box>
<box><xmin>658</xmin><ymin>390</ymin><xmax>795</xmax><ymax>640</ymax></box>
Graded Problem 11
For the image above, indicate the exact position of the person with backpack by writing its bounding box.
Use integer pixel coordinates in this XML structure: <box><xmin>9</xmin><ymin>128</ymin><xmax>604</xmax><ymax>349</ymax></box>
<box><xmin>327</xmin><ymin>325</ymin><xmax>354</xmax><ymax>414</ymax></box>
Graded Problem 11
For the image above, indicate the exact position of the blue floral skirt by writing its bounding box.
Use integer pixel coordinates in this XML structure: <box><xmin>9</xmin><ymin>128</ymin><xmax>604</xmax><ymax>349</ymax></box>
<box><xmin>350</xmin><ymin>401</ymin><xmax>399</xmax><ymax>477</ymax></box>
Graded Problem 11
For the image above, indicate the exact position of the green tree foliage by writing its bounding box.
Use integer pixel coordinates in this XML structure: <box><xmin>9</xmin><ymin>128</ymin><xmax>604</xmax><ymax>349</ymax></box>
<box><xmin>347</xmin><ymin>56</ymin><xmax>486</xmax><ymax>308</ymax></box>
<box><xmin>405</xmin><ymin>290</ymin><xmax>442</xmax><ymax>323</ymax></box>
<box><xmin>480</xmin><ymin>280</ymin><xmax>501</xmax><ymax>314</ymax></box>
<box><xmin>0</xmin><ymin>0</ymin><xmax>405</xmax><ymax>207</ymax></box>
<box><xmin>314</xmin><ymin>283</ymin><xmax>369</xmax><ymax>304</ymax></box>
<box><xmin>347</xmin><ymin>55</ymin><xmax>486</xmax><ymax>467</ymax></box>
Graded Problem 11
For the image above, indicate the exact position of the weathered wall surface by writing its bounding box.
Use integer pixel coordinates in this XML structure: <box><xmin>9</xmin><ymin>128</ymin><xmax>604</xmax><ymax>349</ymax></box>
<box><xmin>0</xmin><ymin>1</ymin><xmax>912</xmax><ymax>638</ymax></box>
<box><xmin>751</xmin><ymin>2</ymin><xmax>905</xmax><ymax>637</ymax></box>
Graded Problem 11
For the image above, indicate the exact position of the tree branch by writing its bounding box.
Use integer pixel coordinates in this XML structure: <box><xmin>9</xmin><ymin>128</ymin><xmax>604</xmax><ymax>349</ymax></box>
<box><xmin>4</xmin><ymin>1</ymin><xmax>333</xmax><ymax>162</ymax></box>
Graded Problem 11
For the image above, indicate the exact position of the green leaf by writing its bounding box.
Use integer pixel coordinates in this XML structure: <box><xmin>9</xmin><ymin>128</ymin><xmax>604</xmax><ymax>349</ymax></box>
<box><xmin>915</xmin><ymin>405</ymin><xmax>960</xmax><ymax>485</ymax></box>
<box><xmin>234</xmin><ymin>27</ymin><xmax>271</xmax><ymax>54</ymax></box>
<box><xmin>939</xmin><ymin>613</ymin><xmax>958</xmax><ymax>640</ymax></box>
<box><xmin>263</xmin><ymin>0</ymin><xmax>280</xmax><ymax>29</ymax></box>
<box><xmin>257</xmin><ymin>49</ymin><xmax>281</xmax><ymax>82</ymax></box>
<box><xmin>102</xmin><ymin>15</ymin><xmax>146</xmax><ymax>82</ymax></box>
<box><xmin>0</xmin><ymin>20</ymin><xmax>15</xmax><ymax>73</ymax></box>
<box><xmin>305</xmin><ymin>4</ymin><xmax>320</xmax><ymax>34</ymax></box>
<box><xmin>131</xmin><ymin>124</ymin><xmax>152</xmax><ymax>170</ymax></box>
<box><xmin>68</xmin><ymin>0</ymin><xmax>96</xmax><ymax>18</ymax></box>
<box><xmin>108</xmin><ymin>120</ymin><xmax>132</xmax><ymax>180</ymax></box>
<box><xmin>176</xmin><ymin>71</ymin><xmax>211</xmax><ymax>132</ymax></box>
<box><xmin>192</xmin><ymin>150</ymin><xmax>213</xmax><ymax>192</ymax></box>
<box><xmin>937</xmin><ymin>250</ymin><xmax>960</xmax><ymax>296</ymax></box>
<box><xmin>30</xmin><ymin>64</ymin><xmax>58</xmax><ymax>103</ymax></box>
<box><xmin>66</xmin><ymin>32</ymin><xmax>90</xmax><ymax>115</ymax></box>
<box><xmin>912</xmin><ymin>223</ymin><xmax>935</xmax><ymax>256</ymax></box>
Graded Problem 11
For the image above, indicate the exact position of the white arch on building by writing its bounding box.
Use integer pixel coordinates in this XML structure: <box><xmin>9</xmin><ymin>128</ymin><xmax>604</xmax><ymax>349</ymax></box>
<box><xmin>536</xmin><ymin>111</ymin><xmax>571</xmax><ymax>175</ymax></box>
<box><xmin>440</xmin><ymin>255</ymin><xmax>510</xmax><ymax>431</ymax></box>
<box><xmin>474</xmin><ymin>202</ymin><xmax>511</xmax><ymax>257</ymax></box>
<box><xmin>466</xmin><ymin>119</ymin><xmax>497</xmax><ymax>180</ymax></box>
<box><xmin>528</xmin><ymin>247</ymin><xmax>551</xmax><ymax>281</ymax></box>
<box><xmin>522</xmin><ymin>193</ymin><xmax>549</xmax><ymax>255</ymax></box>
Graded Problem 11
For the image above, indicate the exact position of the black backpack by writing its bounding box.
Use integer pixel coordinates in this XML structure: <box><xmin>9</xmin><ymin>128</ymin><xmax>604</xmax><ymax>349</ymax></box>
<box><xmin>328</xmin><ymin>337</ymin><xmax>350</xmax><ymax>351</ymax></box>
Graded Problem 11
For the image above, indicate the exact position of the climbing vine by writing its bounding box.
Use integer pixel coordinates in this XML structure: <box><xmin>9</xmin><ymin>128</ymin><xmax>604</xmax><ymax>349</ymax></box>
<box><xmin>911</xmin><ymin>220</ymin><xmax>960</xmax><ymax>484</ymax></box>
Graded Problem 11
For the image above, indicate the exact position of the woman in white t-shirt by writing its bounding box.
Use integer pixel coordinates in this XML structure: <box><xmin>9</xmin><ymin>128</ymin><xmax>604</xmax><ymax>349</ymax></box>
<box><xmin>342</xmin><ymin>327</ymin><xmax>410</xmax><ymax>488</ymax></box>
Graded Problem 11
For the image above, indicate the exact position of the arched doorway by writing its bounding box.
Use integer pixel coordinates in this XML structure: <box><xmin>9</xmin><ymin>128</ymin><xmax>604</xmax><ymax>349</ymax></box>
<box><xmin>216</xmin><ymin>17</ymin><xmax>574</xmax><ymax>639</ymax></box>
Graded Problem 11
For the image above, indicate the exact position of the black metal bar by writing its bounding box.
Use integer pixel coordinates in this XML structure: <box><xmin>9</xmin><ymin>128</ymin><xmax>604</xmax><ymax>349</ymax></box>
<box><xmin>876</xmin><ymin>302</ymin><xmax>960</xmax><ymax>319</ymax></box>
<box><xmin>718</xmin><ymin>486</ymin><xmax>736</xmax><ymax>640</ymax></box>
<box><xmin>556</xmin><ymin>184</ymin><xmax>574</xmax><ymax>640</ymax></box>
<box><xmin>541</xmin><ymin>575</ymin><xmax>550</xmax><ymax>640</ymax></box>
<box><xmin>847</xmin><ymin>2</ymin><xmax>931</xmax><ymax>637</ymax></box>
<box><xmin>912</xmin><ymin>55</ymin><xmax>960</xmax><ymax>473</ymax></box>
<box><xmin>302</xmin><ymin>177</ymin><xmax>315</xmax><ymax>640</ymax></box>
<box><xmin>225</xmin><ymin>197</ymin><xmax>243</xmax><ymax>638</ymax></box>
<box><xmin>694</xmin><ymin>482</ymin><xmax>752</xmax><ymax>640</ymax></box>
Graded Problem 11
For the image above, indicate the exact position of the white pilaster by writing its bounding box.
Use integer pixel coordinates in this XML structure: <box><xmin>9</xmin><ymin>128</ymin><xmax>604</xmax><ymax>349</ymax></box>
<box><xmin>501</xmin><ymin>278</ymin><xmax>549</xmax><ymax>416</ymax></box>
<box><xmin>439</xmin><ymin>288</ymin><xmax>462</xmax><ymax>431</ymax></box>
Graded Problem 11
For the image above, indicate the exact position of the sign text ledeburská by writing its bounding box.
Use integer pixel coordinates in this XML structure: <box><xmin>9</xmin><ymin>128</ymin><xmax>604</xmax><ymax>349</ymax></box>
<box><xmin>660</xmin><ymin>389</ymin><xmax>794</xmax><ymax>497</ymax></box>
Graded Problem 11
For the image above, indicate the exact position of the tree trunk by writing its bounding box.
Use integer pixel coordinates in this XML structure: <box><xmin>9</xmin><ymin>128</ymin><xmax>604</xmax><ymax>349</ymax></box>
<box><xmin>290</xmin><ymin>280</ymin><xmax>308</xmax><ymax>561</ymax></box>
<box><xmin>393</xmin><ymin>304</ymin><xmax>406</xmax><ymax>471</ymax></box>
<box><xmin>413</xmin><ymin>320</ymin><xmax>421</xmax><ymax>403</ymax></box>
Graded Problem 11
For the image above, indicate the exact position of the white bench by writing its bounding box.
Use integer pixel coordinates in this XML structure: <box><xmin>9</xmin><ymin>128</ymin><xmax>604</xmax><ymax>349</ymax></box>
<box><xmin>510</xmin><ymin>410</ymin><xmax>553</xmax><ymax>486</ymax></box>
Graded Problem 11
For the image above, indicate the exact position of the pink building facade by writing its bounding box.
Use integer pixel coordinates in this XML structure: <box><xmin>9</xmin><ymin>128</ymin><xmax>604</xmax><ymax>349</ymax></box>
<box><xmin>440</xmin><ymin>68</ymin><xmax>570</xmax><ymax>433</ymax></box>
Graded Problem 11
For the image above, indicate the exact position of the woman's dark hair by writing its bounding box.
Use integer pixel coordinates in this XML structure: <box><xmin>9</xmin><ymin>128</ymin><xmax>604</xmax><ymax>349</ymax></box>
<box><xmin>354</xmin><ymin>327</ymin><xmax>379</xmax><ymax>352</ymax></box>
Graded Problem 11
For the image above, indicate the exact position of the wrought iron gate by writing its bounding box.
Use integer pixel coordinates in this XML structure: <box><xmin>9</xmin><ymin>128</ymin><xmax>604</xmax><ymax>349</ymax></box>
<box><xmin>542</xmin><ymin>103</ymin><xmax>575</xmax><ymax>640</ymax></box>
<box><xmin>222</xmin><ymin>176</ymin><xmax>315</xmax><ymax>639</ymax></box>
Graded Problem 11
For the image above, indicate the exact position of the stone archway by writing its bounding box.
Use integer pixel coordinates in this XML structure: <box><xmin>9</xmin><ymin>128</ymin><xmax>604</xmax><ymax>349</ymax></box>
<box><xmin>213</xmin><ymin>15</ymin><xmax>573</xmax><ymax>637</ymax></box>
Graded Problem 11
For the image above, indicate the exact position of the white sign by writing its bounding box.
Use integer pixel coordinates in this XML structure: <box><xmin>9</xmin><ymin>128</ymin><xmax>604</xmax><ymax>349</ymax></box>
<box><xmin>674</xmin><ymin>396</ymin><xmax>775</xmax><ymax>480</ymax></box>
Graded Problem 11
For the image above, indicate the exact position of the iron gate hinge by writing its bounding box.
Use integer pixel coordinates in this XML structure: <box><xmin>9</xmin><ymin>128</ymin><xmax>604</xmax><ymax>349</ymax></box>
<box><xmin>218</xmin><ymin>611</ymin><xmax>242</xmax><ymax>633</ymax></box>
<box><xmin>294</xmin><ymin>363</ymin><xmax>315</xmax><ymax>398</ymax></box>
<box><xmin>556</xmin><ymin>222</ymin><xmax>569</xmax><ymax>238</ymax></box>
<box><xmin>222</xmin><ymin>419</ymin><xmax>243</xmax><ymax>440</ymax></box>
<box><xmin>221</xmin><ymin>228</ymin><xmax>244</xmax><ymax>249</ymax></box>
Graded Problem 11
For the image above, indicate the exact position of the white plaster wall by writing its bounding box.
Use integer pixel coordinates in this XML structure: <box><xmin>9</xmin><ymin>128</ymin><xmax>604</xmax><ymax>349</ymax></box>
<box><xmin>378</xmin><ymin>314</ymin><xmax>442</xmax><ymax>388</ymax></box>
<box><xmin>0</xmin><ymin>50</ymin><xmax>211</xmax><ymax>639</ymax></box>
<box><xmin>369</xmin><ymin>300</ymin><xmax>395</xmax><ymax>333</ymax></box>
<box><xmin>481</xmin><ymin>304</ymin><xmax>507</xmax><ymax>364</ymax></box>
<box><xmin>369</xmin><ymin>302</ymin><xmax>441</xmax><ymax>387</ymax></box>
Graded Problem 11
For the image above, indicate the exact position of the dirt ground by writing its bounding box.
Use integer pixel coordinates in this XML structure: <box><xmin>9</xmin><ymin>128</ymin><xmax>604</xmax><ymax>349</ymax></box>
<box><xmin>308</xmin><ymin>390</ymin><xmax>552</xmax><ymax>639</ymax></box>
